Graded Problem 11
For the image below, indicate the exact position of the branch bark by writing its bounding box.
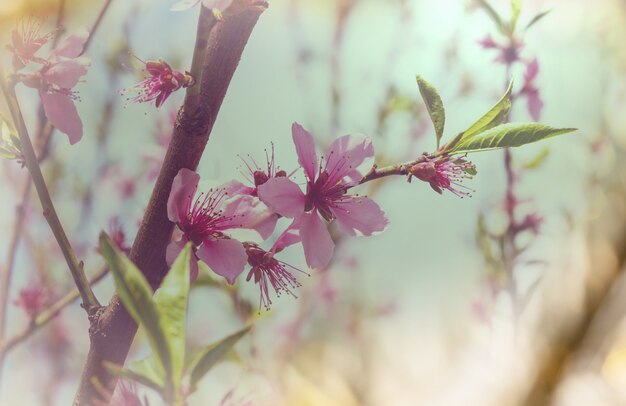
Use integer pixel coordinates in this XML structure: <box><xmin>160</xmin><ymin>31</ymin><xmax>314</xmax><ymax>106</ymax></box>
<box><xmin>73</xmin><ymin>3</ymin><xmax>267</xmax><ymax>405</ymax></box>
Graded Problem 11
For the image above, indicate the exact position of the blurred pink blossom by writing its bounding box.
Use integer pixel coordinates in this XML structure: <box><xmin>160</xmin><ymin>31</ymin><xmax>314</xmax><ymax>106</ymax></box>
<box><xmin>123</xmin><ymin>59</ymin><xmax>193</xmax><ymax>108</ymax></box>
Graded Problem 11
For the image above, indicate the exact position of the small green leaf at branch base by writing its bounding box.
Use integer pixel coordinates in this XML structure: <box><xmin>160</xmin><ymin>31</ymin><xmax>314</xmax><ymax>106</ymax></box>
<box><xmin>99</xmin><ymin>232</ymin><xmax>172</xmax><ymax>380</ymax></box>
<box><xmin>188</xmin><ymin>325</ymin><xmax>252</xmax><ymax>389</ymax></box>
<box><xmin>445</xmin><ymin>123</ymin><xmax>576</xmax><ymax>154</ymax></box>
<box><xmin>416</xmin><ymin>75</ymin><xmax>445</xmax><ymax>149</ymax></box>
<box><xmin>154</xmin><ymin>243</ymin><xmax>192</xmax><ymax>389</ymax></box>
<box><xmin>103</xmin><ymin>361</ymin><xmax>164</xmax><ymax>393</ymax></box>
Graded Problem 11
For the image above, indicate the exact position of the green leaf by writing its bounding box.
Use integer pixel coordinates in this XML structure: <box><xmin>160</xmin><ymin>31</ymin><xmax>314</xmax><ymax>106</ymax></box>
<box><xmin>416</xmin><ymin>75</ymin><xmax>445</xmax><ymax>149</ymax></box>
<box><xmin>131</xmin><ymin>357</ymin><xmax>166</xmax><ymax>388</ymax></box>
<box><xmin>524</xmin><ymin>147</ymin><xmax>550</xmax><ymax>169</ymax></box>
<box><xmin>99</xmin><ymin>232</ymin><xmax>172</xmax><ymax>380</ymax></box>
<box><xmin>446</xmin><ymin>123</ymin><xmax>576</xmax><ymax>154</ymax></box>
<box><xmin>446</xmin><ymin>80</ymin><xmax>513</xmax><ymax>153</ymax></box>
<box><xmin>103</xmin><ymin>361</ymin><xmax>164</xmax><ymax>393</ymax></box>
<box><xmin>475</xmin><ymin>0</ymin><xmax>507</xmax><ymax>35</ymax></box>
<box><xmin>510</xmin><ymin>0</ymin><xmax>522</xmax><ymax>33</ymax></box>
<box><xmin>188</xmin><ymin>326</ymin><xmax>252</xmax><ymax>390</ymax></box>
<box><xmin>525</xmin><ymin>10</ymin><xmax>551</xmax><ymax>31</ymax></box>
<box><xmin>154</xmin><ymin>243</ymin><xmax>192</xmax><ymax>389</ymax></box>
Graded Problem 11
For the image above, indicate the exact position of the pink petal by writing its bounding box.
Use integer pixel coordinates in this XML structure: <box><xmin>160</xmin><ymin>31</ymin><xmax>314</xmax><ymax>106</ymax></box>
<box><xmin>222</xmin><ymin>180</ymin><xmax>255</xmax><ymax>197</ymax></box>
<box><xmin>43</xmin><ymin>58</ymin><xmax>89</xmax><ymax>89</ymax></box>
<box><xmin>171</xmin><ymin>0</ymin><xmax>202</xmax><ymax>11</ymax></box>
<box><xmin>166</xmin><ymin>237</ymin><xmax>198</xmax><ymax>282</ymax></box>
<box><xmin>524</xmin><ymin>58</ymin><xmax>539</xmax><ymax>82</ymax></box>
<box><xmin>272</xmin><ymin>225</ymin><xmax>301</xmax><ymax>252</ymax></box>
<box><xmin>526</xmin><ymin>90</ymin><xmax>543</xmax><ymax>121</ymax></box>
<box><xmin>167</xmin><ymin>168</ymin><xmax>199</xmax><ymax>223</ymax></box>
<box><xmin>334</xmin><ymin>196</ymin><xmax>388</xmax><ymax>236</ymax></box>
<box><xmin>196</xmin><ymin>238</ymin><xmax>247</xmax><ymax>284</ymax></box>
<box><xmin>40</xmin><ymin>91</ymin><xmax>83</xmax><ymax>144</ymax></box>
<box><xmin>299</xmin><ymin>211</ymin><xmax>334</xmax><ymax>269</ymax></box>
<box><xmin>324</xmin><ymin>134</ymin><xmax>374</xmax><ymax>185</ymax></box>
<box><xmin>220</xmin><ymin>194</ymin><xmax>278</xmax><ymax>238</ymax></box>
<box><xmin>251</xmin><ymin>212</ymin><xmax>279</xmax><ymax>240</ymax></box>
<box><xmin>292</xmin><ymin>122</ymin><xmax>318</xmax><ymax>181</ymax></box>
<box><xmin>257</xmin><ymin>177</ymin><xmax>305</xmax><ymax>218</ymax></box>
<box><xmin>51</xmin><ymin>29</ymin><xmax>89</xmax><ymax>59</ymax></box>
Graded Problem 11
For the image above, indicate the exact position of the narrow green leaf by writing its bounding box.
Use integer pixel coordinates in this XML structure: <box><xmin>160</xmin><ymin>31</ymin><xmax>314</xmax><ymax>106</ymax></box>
<box><xmin>446</xmin><ymin>123</ymin><xmax>576</xmax><ymax>154</ymax></box>
<box><xmin>154</xmin><ymin>243</ymin><xmax>192</xmax><ymax>389</ymax></box>
<box><xmin>447</xmin><ymin>81</ymin><xmax>513</xmax><ymax>153</ymax></box>
<box><xmin>188</xmin><ymin>326</ymin><xmax>252</xmax><ymax>389</ymax></box>
<box><xmin>416</xmin><ymin>75</ymin><xmax>445</xmax><ymax>149</ymax></box>
<box><xmin>475</xmin><ymin>0</ymin><xmax>507</xmax><ymax>35</ymax></box>
<box><xmin>103</xmin><ymin>361</ymin><xmax>164</xmax><ymax>393</ymax></box>
<box><xmin>525</xmin><ymin>10</ymin><xmax>551</xmax><ymax>31</ymax></box>
<box><xmin>131</xmin><ymin>357</ymin><xmax>166</xmax><ymax>388</ymax></box>
<box><xmin>99</xmin><ymin>232</ymin><xmax>172</xmax><ymax>380</ymax></box>
<box><xmin>510</xmin><ymin>0</ymin><xmax>522</xmax><ymax>33</ymax></box>
<box><xmin>524</xmin><ymin>147</ymin><xmax>550</xmax><ymax>169</ymax></box>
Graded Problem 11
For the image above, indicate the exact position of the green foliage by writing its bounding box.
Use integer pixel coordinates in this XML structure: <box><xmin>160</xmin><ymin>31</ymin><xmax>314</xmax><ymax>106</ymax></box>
<box><xmin>416</xmin><ymin>75</ymin><xmax>445</xmax><ymax>149</ymax></box>
<box><xmin>99</xmin><ymin>232</ymin><xmax>251</xmax><ymax>404</ymax></box>
<box><xmin>99</xmin><ymin>233</ymin><xmax>172</xmax><ymax>380</ymax></box>
<box><xmin>525</xmin><ymin>10</ymin><xmax>551</xmax><ymax>31</ymax></box>
<box><xmin>188</xmin><ymin>325</ymin><xmax>252</xmax><ymax>389</ymax></box>
<box><xmin>413</xmin><ymin>78</ymin><xmax>575</xmax><ymax>156</ymax></box>
<box><xmin>446</xmin><ymin>123</ymin><xmax>575</xmax><ymax>154</ymax></box>
<box><xmin>443</xmin><ymin>81</ymin><xmax>513</xmax><ymax>154</ymax></box>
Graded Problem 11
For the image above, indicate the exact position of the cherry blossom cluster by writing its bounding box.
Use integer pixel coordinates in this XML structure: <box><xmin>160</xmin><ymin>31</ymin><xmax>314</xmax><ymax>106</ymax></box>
<box><xmin>7</xmin><ymin>19</ymin><xmax>91</xmax><ymax>144</ymax></box>
<box><xmin>166</xmin><ymin>123</ymin><xmax>471</xmax><ymax>309</ymax></box>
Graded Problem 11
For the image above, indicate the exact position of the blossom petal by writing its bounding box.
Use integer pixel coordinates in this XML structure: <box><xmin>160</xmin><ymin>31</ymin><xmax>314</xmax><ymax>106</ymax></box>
<box><xmin>526</xmin><ymin>90</ymin><xmax>543</xmax><ymax>122</ymax></box>
<box><xmin>292</xmin><ymin>122</ymin><xmax>318</xmax><ymax>181</ymax></box>
<box><xmin>197</xmin><ymin>238</ymin><xmax>247</xmax><ymax>284</ymax></box>
<box><xmin>299</xmin><ymin>211</ymin><xmax>334</xmax><ymax>269</ymax></box>
<box><xmin>40</xmin><ymin>91</ymin><xmax>83</xmax><ymax>144</ymax></box>
<box><xmin>166</xmin><ymin>237</ymin><xmax>199</xmax><ymax>282</ymax></box>
<box><xmin>334</xmin><ymin>196</ymin><xmax>388</xmax><ymax>236</ymax></box>
<box><xmin>272</xmin><ymin>224</ymin><xmax>301</xmax><ymax>252</ymax></box>
<box><xmin>324</xmin><ymin>134</ymin><xmax>374</xmax><ymax>185</ymax></box>
<box><xmin>51</xmin><ymin>29</ymin><xmax>89</xmax><ymax>59</ymax></box>
<box><xmin>221</xmin><ymin>194</ymin><xmax>278</xmax><ymax>238</ymax></box>
<box><xmin>43</xmin><ymin>58</ymin><xmax>89</xmax><ymax>89</ymax></box>
<box><xmin>167</xmin><ymin>168</ymin><xmax>199</xmax><ymax>223</ymax></box>
<box><xmin>222</xmin><ymin>180</ymin><xmax>255</xmax><ymax>197</ymax></box>
<box><xmin>257</xmin><ymin>177</ymin><xmax>305</xmax><ymax>218</ymax></box>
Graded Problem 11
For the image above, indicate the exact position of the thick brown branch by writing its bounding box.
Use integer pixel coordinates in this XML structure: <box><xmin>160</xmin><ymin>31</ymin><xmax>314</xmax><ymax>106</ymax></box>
<box><xmin>73</xmin><ymin>3</ymin><xmax>267</xmax><ymax>405</ymax></box>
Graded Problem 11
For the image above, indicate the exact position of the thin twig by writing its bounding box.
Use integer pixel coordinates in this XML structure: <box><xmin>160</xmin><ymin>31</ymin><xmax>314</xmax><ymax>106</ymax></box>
<box><xmin>0</xmin><ymin>72</ymin><xmax>100</xmax><ymax>312</ymax></box>
<box><xmin>0</xmin><ymin>266</ymin><xmax>109</xmax><ymax>355</ymax></box>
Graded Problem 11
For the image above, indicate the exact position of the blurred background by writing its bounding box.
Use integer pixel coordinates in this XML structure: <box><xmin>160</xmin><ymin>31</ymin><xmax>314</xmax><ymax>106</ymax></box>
<box><xmin>1</xmin><ymin>0</ymin><xmax>625</xmax><ymax>404</ymax></box>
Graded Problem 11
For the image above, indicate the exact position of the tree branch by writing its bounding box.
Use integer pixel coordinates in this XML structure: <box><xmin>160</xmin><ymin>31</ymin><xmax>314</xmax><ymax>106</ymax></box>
<box><xmin>73</xmin><ymin>3</ymin><xmax>268</xmax><ymax>404</ymax></box>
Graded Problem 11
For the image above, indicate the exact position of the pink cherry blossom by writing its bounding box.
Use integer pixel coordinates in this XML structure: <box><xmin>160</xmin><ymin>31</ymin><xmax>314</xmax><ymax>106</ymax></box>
<box><xmin>257</xmin><ymin>123</ymin><xmax>387</xmax><ymax>269</ymax></box>
<box><xmin>409</xmin><ymin>155</ymin><xmax>476</xmax><ymax>197</ymax></box>
<box><xmin>478</xmin><ymin>35</ymin><xmax>523</xmax><ymax>66</ymax></box>
<box><xmin>520</xmin><ymin>58</ymin><xmax>543</xmax><ymax>121</ymax></box>
<box><xmin>7</xmin><ymin>17</ymin><xmax>55</xmax><ymax>69</ymax></box>
<box><xmin>13</xmin><ymin>283</ymin><xmax>46</xmax><ymax>318</ymax></box>
<box><xmin>167</xmin><ymin>168</ymin><xmax>274</xmax><ymax>283</ymax></box>
<box><xmin>123</xmin><ymin>59</ymin><xmax>194</xmax><ymax>108</ymax></box>
<box><xmin>19</xmin><ymin>29</ymin><xmax>90</xmax><ymax>145</ymax></box>
<box><xmin>244</xmin><ymin>242</ymin><xmax>305</xmax><ymax>310</ymax></box>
